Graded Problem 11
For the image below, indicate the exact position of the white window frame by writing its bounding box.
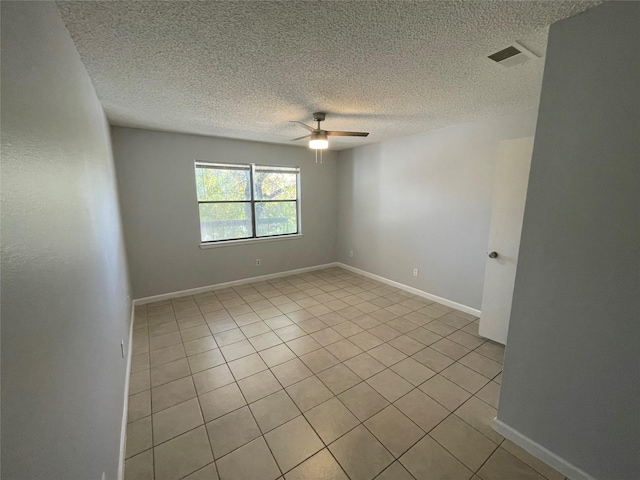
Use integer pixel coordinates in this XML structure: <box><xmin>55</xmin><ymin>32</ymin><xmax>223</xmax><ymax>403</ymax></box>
<box><xmin>195</xmin><ymin>161</ymin><xmax>302</xmax><ymax>248</ymax></box>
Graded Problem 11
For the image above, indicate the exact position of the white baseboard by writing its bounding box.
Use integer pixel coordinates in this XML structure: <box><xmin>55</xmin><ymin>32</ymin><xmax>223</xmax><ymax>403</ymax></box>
<box><xmin>337</xmin><ymin>263</ymin><xmax>481</xmax><ymax>317</ymax></box>
<box><xmin>133</xmin><ymin>263</ymin><xmax>339</xmax><ymax>305</ymax></box>
<box><xmin>493</xmin><ymin>418</ymin><xmax>597</xmax><ymax>480</ymax></box>
<box><xmin>118</xmin><ymin>302</ymin><xmax>135</xmax><ymax>480</ymax></box>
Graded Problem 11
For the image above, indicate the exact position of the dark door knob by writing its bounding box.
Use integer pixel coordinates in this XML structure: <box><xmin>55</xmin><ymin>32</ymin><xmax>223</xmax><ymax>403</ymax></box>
<box><xmin>488</xmin><ymin>251</ymin><xmax>498</xmax><ymax>258</ymax></box>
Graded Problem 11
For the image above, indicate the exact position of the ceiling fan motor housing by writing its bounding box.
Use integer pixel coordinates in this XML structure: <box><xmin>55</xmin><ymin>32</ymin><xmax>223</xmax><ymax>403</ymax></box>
<box><xmin>312</xmin><ymin>112</ymin><xmax>326</xmax><ymax>122</ymax></box>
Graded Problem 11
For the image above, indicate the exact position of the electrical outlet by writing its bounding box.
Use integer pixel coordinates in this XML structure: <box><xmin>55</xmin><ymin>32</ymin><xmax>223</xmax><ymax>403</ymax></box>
<box><xmin>256</xmin><ymin>259</ymin><xmax>261</xmax><ymax>266</ymax></box>
<box><xmin>349</xmin><ymin>250</ymin><xmax>354</xmax><ymax>258</ymax></box>
<box><xmin>413</xmin><ymin>268</ymin><xmax>419</xmax><ymax>277</ymax></box>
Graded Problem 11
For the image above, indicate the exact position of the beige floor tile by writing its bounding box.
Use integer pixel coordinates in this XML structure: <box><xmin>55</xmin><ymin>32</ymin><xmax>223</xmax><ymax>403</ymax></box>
<box><xmin>454</xmin><ymin>397</ymin><xmax>503</xmax><ymax>444</ymax></box>
<box><xmin>400</xmin><ymin>435</ymin><xmax>473</xmax><ymax>480</ymax></box>
<box><xmin>184</xmin><ymin>336</ymin><xmax>217</xmax><ymax>357</ymax></box>
<box><xmin>233</xmin><ymin>311</ymin><xmax>261</xmax><ymax>326</ymax></box>
<box><xmin>206</xmin><ymin>406</ymin><xmax>261</xmax><ymax>459</ymax></box>
<box><xmin>152</xmin><ymin>376</ymin><xmax>197</xmax><ymax>413</ymax></box>
<box><xmin>375</xmin><ymin>461</ymin><xmax>414</xmax><ymax>480</ymax></box>
<box><xmin>199</xmin><ymin>382</ymin><xmax>246</xmax><ymax>422</ymax></box>
<box><xmin>476</xmin><ymin>381</ymin><xmax>501</xmax><ymax>408</ymax></box>
<box><xmin>126</xmin><ymin>416</ymin><xmax>152</xmax><ymax>458</ymax></box>
<box><xmin>344</xmin><ymin>352</ymin><xmax>386</xmax><ymax>380</ymax></box>
<box><xmin>332</xmin><ymin>320</ymin><xmax>365</xmax><ymax>337</ymax></box>
<box><xmin>154</xmin><ymin>426</ymin><xmax>213</xmax><ymax>480</ymax></box>
<box><xmin>430</xmin><ymin>338</ymin><xmax>471</xmax><ymax>361</ymax></box>
<box><xmin>439</xmin><ymin>312</ymin><xmax>471</xmax><ymax>329</ymax></box>
<box><xmin>150</xmin><ymin>343</ymin><xmax>186</xmax><ymax>367</ymax></box>
<box><xmin>124</xmin><ymin>449</ymin><xmax>154</xmax><ymax>480</ymax></box>
<box><xmin>188</xmin><ymin>348</ymin><xmax>225</xmax><ymax>373</ymax></box>
<box><xmin>411</xmin><ymin>346</ymin><xmax>455</xmax><ymax>372</ymax></box>
<box><xmin>271</xmin><ymin>358</ymin><xmax>313</xmax><ymax>387</ymax></box>
<box><xmin>181</xmin><ymin>462</ymin><xmax>218</xmax><ymax>480</ymax></box>
<box><xmin>178</xmin><ymin>315</ymin><xmax>206</xmax><ymax>331</ymax></box>
<box><xmin>250</xmin><ymin>390</ymin><xmax>301</xmax><ymax>433</ymax></box>
<box><xmin>207</xmin><ymin>318</ymin><xmax>236</xmax><ymax>334</ymax></box>
<box><xmin>237</xmin><ymin>369</ymin><xmax>282</xmax><ymax>403</ymax></box>
<box><xmin>501</xmin><ymin>440</ymin><xmax>565</xmax><ymax>480</ymax></box>
<box><xmin>310</xmin><ymin>327</ymin><xmax>343</xmax><ymax>346</ymax></box>
<box><xmin>386</xmin><ymin>317</ymin><xmax>419</xmax><ymax>334</ymax></box>
<box><xmin>459</xmin><ymin>351</ymin><xmax>502</xmax><ymax>378</ymax></box>
<box><xmin>304</xmin><ymin>397</ymin><xmax>360</xmax><ymax>444</ymax></box>
<box><xmin>348</xmin><ymin>331</ymin><xmax>384</xmax><ymax>351</ymax></box>
<box><xmin>430</xmin><ymin>415</ymin><xmax>497</xmax><ymax>471</ymax></box>
<box><xmin>406</xmin><ymin>327</ymin><xmax>443</xmax><ymax>346</ymax></box>
<box><xmin>227</xmin><ymin>353</ymin><xmax>268</xmax><ymax>380</ymax></box>
<box><xmin>286</xmin><ymin>335</ymin><xmax>323</xmax><ymax>356</ymax></box>
<box><xmin>130</xmin><ymin>370</ymin><xmax>151</xmax><ymax>395</ymax></box>
<box><xmin>131</xmin><ymin>353</ymin><xmax>150</xmax><ymax>374</ymax></box>
<box><xmin>493</xmin><ymin>372</ymin><xmax>503</xmax><ymax>384</ymax></box>
<box><xmin>475</xmin><ymin>341</ymin><xmax>505</xmax><ymax>364</ymax></box>
<box><xmin>220</xmin><ymin>340</ymin><xmax>256</xmax><ymax>362</ymax></box>
<box><xmin>284</xmin><ymin>448</ymin><xmax>348</xmax><ymax>480</ymax></box>
<box><xmin>214</xmin><ymin>328</ymin><xmax>246</xmax><ymax>347</ymax></box>
<box><xmin>338</xmin><ymin>382</ymin><xmax>389</xmax><ymax>421</ymax></box>
<box><xmin>352</xmin><ymin>315</ymin><xmax>382</xmax><ymax>330</ymax></box>
<box><xmin>441</xmin><ymin>362</ymin><xmax>490</xmax><ymax>393</ymax></box>
<box><xmin>369</xmin><ymin>324</ymin><xmax>402</xmax><ymax>342</ymax></box>
<box><xmin>300</xmin><ymin>348</ymin><xmax>340</xmax><ymax>373</ymax></box>
<box><xmin>265</xmin><ymin>416</ymin><xmax>324</xmax><ymax>473</ymax></box>
<box><xmin>365</xmin><ymin>405</ymin><xmax>425</xmax><ymax>457</ymax></box>
<box><xmin>249</xmin><ymin>331</ymin><xmax>283</xmax><ymax>351</ymax></box>
<box><xmin>275</xmin><ymin>325</ymin><xmax>307</xmax><ymax>342</ymax></box>
<box><xmin>478</xmin><ymin>448</ymin><xmax>547</xmax><ymax>480</ymax></box>
<box><xmin>149</xmin><ymin>321</ymin><xmax>180</xmax><ymax>338</ymax></box>
<box><xmin>391</xmin><ymin>357</ymin><xmax>436</xmax><ymax>386</ymax></box>
<box><xmin>393</xmin><ymin>389</ymin><xmax>449</xmax><ymax>433</ymax></box>
<box><xmin>367</xmin><ymin>343</ymin><xmax>407</xmax><ymax>367</ymax></box>
<box><xmin>192</xmin><ymin>364</ymin><xmax>235</xmax><ymax>395</ymax></box>
<box><xmin>388</xmin><ymin>335</ymin><xmax>426</xmax><ymax>355</ymax></box>
<box><xmin>216</xmin><ymin>437</ymin><xmax>281</xmax><ymax>480</ymax></box>
<box><xmin>325</xmin><ymin>338</ymin><xmax>364</xmax><ymax>362</ymax></box>
<box><xmin>420</xmin><ymin>375</ymin><xmax>472</xmax><ymax>411</ymax></box>
<box><xmin>298</xmin><ymin>318</ymin><xmax>329</xmax><ymax>334</ymax></box>
<box><xmin>128</xmin><ymin>390</ymin><xmax>151</xmax><ymax>423</ymax></box>
<box><xmin>366</xmin><ymin>369</ymin><xmax>413</xmax><ymax>402</ymax></box>
<box><xmin>447</xmin><ymin>330</ymin><xmax>486</xmax><ymax>349</ymax></box>
<box><xmin>259</xmin><ymin>343</ymin><xmax>297</xmax><ymax>367</ymax></box>
<box><xmin>240</xmin><ymin>321</ymin><xmax>271</xmax><ymax>338</ymax></box>
<box><xmin>286</xmin><ymin>376</ymin><xmax>334</xmax><ymax>412</ymax></box>
<box><xmin>153</xmin><ymin>397</ymin><xmax>203</xmax><ymax>445</ymax></box>
<box><xmin>329</xmin><ymin>425</ymin><xmax>394</xmax><ymax>480</ymax></box>
<box><xmin>317</xmin><ymin>363</ymin><xmax>362</xmax><ymax>395</ymax></box>
<box><xmin>150</xmin><ymin>358</ymin><xmax>190</xmax><ymax>388</ymax></box>
<box><xmin>265</xmin><ymin>314</ymin><xmax>294</xmax><ymax>329</ymax></box>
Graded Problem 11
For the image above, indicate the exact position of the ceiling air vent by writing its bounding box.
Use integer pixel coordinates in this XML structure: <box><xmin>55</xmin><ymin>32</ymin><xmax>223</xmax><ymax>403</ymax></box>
<box><xmin>488</xmin><ymin>43</ymin><xmax>539</xmax><ymax>67</ymax></box>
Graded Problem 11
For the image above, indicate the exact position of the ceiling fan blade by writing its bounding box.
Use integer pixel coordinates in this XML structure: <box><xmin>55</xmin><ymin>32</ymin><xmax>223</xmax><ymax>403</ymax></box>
<box><xmin>290</xmin><ymin>121</ymin><xmax>315</xmax><ymax>132</ymax></box>
<box><xmin>326</xmin><ymin>131</ymin><xmax>370</xmax><ymax>137</ymax></box>
<box><xmin>290</xmin><ymin>134</ymin><xmax>311</xmax><ymax>141</ymax></box>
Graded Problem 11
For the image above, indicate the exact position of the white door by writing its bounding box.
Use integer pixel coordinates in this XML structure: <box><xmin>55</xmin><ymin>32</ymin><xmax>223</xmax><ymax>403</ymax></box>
<box><xmin>479</xmin><ymin>137</ymin><xmax>534</xmax><ymax>345</ymax></box>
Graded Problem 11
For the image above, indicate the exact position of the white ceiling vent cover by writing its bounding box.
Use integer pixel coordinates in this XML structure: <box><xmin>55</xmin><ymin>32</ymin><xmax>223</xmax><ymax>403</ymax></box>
<box><xmin>488</xmin><ymin>42</ymin><xmax>541</xmax><ymax>67</ymax></box>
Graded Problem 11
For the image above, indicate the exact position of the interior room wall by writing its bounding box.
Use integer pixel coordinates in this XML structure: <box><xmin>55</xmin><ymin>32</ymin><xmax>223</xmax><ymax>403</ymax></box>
<box><xmin>497</xmin><ymin>3</ymin><xmax>640</xmax><ymax>479</ymax></box>
<box><xmin>111</xmin><ymin>127</ymin><xmax>339</xmax><ymax>299</ymax></box>
<box><xmin>1</xmin><ymin>2</ymin><xmax>132</xmax><ymax>479</ymax></box>
<box><xmin>336</xmin><ymin>110</ymin><xmax>538</xmax><ymax>311</ymax></box>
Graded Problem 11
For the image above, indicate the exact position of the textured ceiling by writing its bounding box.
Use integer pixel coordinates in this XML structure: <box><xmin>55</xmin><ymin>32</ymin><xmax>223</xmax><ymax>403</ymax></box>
<box><xmin>57</xmin><ymin>1</ymin><xmax>600</xmax><ymax>150</ymax></box>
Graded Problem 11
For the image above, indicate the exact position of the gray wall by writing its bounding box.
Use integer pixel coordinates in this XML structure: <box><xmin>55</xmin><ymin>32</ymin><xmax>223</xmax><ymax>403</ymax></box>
<box><xmin>498</xmin><ymin>3</ymin><xmax>640</xmax><ymax>479</ymax></box>
<box><xmin>336</xmin><ymin>111</ymin><xmax>537</xmax><ymax>310</ymax></box>
<box><xmin>111</xmin><ymin>127</ymin><xmax>339</xmax><ymax>299</ymax></box>
<box><xmin>1</xmin><ymin>2</ymin><xmax>132</xmax><ymax>480</ymax></box>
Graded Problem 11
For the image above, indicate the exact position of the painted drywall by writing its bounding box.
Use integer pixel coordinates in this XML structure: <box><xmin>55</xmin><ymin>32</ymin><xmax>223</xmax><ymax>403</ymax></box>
<box><xmin>336</xmin><ymin>110</ymin><xmax>537</xmax><ymax>310</ymax></box>
<box><xmin>498</xmin><ymin>3</ymin><xmax>640</xmax><ymax>479</ymax></box>
<box><xmin>112</xmin><ymin>127</ymin><xmax>339</xmax><ymax>299</ymax></box>
<box><xmin>1</xmin><ymin>2</ymin><xmax>132</xmax><ymax>480</ymax></box>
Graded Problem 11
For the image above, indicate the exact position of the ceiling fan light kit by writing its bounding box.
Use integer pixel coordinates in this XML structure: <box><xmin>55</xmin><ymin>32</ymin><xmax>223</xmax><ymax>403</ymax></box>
<box><xmin>290</xmin><ymin>112</ymin><xmax>369</xmax><ymax>163</ymax></box>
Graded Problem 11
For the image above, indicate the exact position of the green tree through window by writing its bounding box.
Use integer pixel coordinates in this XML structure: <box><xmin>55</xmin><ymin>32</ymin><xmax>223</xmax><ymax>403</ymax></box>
<box><xmin>195</xmin><ymin>162</ymin><xmax>299</xmax><ymax>242</ymax></box>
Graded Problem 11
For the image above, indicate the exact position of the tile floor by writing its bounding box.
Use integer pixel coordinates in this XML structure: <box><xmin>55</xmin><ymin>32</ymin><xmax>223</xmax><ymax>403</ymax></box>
<box><xmin>124</xmin><ymin>267</ymin><xmax>567</xmax><ymax>480</ymax></box>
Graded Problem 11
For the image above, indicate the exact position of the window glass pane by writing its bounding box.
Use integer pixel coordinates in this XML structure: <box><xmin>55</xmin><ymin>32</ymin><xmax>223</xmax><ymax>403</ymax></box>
<box><xmin>196</xmin><ymin>166</ymin><xmax>251</xmax><ymax>201</ymax></box>
<box><xmin>253</xmin><ymin>170</ymin><xmax>297</xmax><ymax>201</ymax></box>
<box><xmin>255</xmin><ymin>201</ymin><xmax>297</xmax><ymax>237</ymax></box>
<box><xmin>199</xmin><ymin>203</ymin><xmax>252</xmax><ymax>241</ymax></box>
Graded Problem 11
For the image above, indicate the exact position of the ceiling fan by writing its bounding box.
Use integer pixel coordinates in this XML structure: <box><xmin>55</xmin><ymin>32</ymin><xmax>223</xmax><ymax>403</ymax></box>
<box><xmin>290</xmin><ymin>112</ymin><xmax>369</xmax><ymax>152</ymax></box>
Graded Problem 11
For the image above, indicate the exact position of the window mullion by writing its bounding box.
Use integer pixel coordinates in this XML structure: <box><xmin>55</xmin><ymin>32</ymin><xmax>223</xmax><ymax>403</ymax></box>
<box><xmin>249</xmin><ymin>164</ymin><xmax>257</xmax><ymax>238</ymax></box>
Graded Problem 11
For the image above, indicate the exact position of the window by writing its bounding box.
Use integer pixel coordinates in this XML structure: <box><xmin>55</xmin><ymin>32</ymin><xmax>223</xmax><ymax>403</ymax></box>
<box><xmin>195</xmin><ymin>162</ymin><xmax>300</xmax><ymax>243</ymax></box>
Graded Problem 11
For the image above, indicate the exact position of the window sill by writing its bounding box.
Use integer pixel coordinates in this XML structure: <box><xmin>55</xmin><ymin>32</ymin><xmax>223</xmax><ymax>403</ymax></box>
<box><xmin>199</xmin><ymin>234</ymin><xmax>304</xmax><ymax>249</ymax></box>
